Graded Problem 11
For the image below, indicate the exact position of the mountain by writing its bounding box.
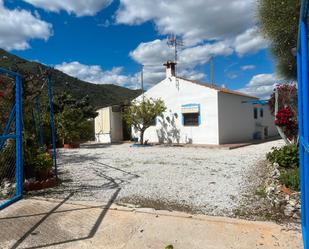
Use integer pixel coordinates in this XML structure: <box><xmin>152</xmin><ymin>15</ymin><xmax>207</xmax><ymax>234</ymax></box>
<box><xmin>0</xmin><ymin>49</ymin><xmax>141</xmax><ymax>109</ymax></box>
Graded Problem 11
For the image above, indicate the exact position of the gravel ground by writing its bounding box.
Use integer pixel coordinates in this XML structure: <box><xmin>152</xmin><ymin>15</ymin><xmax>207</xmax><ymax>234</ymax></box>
<box><xmin>34</xmin><ymin>139</ymin><xmax>284</xmax><ymax>217</ymax></box>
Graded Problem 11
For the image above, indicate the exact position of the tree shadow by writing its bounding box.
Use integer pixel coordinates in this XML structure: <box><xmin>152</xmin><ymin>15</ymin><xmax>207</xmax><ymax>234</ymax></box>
<box><xmin>5</xmin><ymin>188</ymin><xmax>121</xmax><ymax>249</ymax></box>
<box><xmin>156</xmin><ymin>111</ymin><xmax>181</xmax><ymax>144</ymax></box>
<box><xmin>27</xmin><ymin>153</ymin><xmax>139</xmax><ymax>200</ymax></box>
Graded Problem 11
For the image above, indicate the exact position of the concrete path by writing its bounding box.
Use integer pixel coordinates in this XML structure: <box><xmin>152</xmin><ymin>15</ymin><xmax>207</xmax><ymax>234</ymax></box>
<box><xmin>0</xmin><ymin>198</ymin><xmax>303</xmax><ymax>249</ymax></box>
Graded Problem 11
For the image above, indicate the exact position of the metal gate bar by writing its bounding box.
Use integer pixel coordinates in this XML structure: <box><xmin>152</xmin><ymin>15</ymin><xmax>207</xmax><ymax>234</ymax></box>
<box><xmin>0</xmin><ymin>68</ymin><xmax>23</xmax><ymax>210</ymax></box>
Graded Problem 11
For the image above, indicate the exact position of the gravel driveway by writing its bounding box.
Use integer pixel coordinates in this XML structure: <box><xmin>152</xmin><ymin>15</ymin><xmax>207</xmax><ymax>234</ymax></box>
<box><xmin>36</xmin><ymin>140</ymin><xmax>284</xmax><ymax>217</ymax></box>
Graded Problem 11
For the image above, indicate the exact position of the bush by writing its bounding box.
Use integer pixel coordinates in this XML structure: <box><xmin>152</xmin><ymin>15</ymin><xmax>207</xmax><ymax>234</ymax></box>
<box><xmin>34</xmin><ymin>152</ymin><xmax>53</xmax><ymax>172</ymax></box>
<box><xmin>279</xmin><ymin>168</ymin><xmax>300</xmax><ymax>191</ymax></box>
<box><xmin>266</xmin><ymin>144</ymin><xmax>299</xmax><ymax>168</ymax></box>
<box><xmin>33</xmin><ymin>151</ymin><xmax>53</xmax><ymax>181</ymax></box>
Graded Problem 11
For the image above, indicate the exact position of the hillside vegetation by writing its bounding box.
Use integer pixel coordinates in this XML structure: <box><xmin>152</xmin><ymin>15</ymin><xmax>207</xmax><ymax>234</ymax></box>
<box><xmin>0</xmin><ymin>49</ymin><xmax>141</xmax><ymax>109</ymax></box>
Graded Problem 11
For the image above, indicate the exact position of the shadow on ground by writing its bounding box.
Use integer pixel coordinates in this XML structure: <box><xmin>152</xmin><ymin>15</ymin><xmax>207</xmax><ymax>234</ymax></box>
<box><xmin>0</xmin><ymin>189</ymin><xmax>120</xmax><ymax>249</ymax></box>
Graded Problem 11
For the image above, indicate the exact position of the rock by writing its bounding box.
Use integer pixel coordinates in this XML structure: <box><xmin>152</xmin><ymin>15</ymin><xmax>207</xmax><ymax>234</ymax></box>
<box><xmin>272</xmin><ymin>168</ymin><xmax>281</xmax><ymax>179</ymax></box>
<box><xmin>288</xmin><ymin>200</ymin><xmax>296</xmax><ymax>207</ymax></box>
<box><xmin>284</xmin><ymin>204</ymin><xmax>296</xmax><ymax>217</ymax></box>
<box><xmin>273</xmin><ymin>162</ymin><xmax>280</xmax><ymax>168</ymax></box>
<box><xmin>292</xmin><ymin>212</ymin><xmax>300</xmax><ymax>220</ymax></box>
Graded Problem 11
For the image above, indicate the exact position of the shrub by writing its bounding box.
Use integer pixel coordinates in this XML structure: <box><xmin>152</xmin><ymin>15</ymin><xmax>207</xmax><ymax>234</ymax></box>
<box><xmin>266</xmin><ymin>144</ymin><xmax>299</xmax><ymax>168</ymax></box>
<box><xmin>279</xmin><ymin>168</ymin><xmax>300</xmax><ymax>191</ymax></box>
<box><xmin>34</xmin><ymin>152</ymin><xmax>53</xmax><ymax>173</ymax></box>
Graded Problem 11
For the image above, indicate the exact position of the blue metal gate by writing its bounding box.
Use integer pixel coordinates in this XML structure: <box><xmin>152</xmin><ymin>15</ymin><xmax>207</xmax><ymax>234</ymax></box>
<box><xmin>0</xmin><ymin>68</ymin><xmax>23</xmax><ymax>210</ymax></box>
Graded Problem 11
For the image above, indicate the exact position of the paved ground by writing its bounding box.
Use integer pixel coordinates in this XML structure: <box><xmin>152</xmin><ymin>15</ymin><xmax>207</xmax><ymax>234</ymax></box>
<box><xmin>0</xmin><ymin>198</ymin><xmax>303</xmax><ymax>249</ymax></box>
<box><xmin>34</xmin><ymin>140</ymin><xmax>284</xmax><ymax>217</ymax></box>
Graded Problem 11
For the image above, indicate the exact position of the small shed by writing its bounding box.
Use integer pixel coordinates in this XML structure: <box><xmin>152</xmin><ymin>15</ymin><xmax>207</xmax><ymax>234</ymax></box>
<box><xmin>94</xmin><ymin>105</ymin><xmax>123</xmax><ymax>143</ymax></box>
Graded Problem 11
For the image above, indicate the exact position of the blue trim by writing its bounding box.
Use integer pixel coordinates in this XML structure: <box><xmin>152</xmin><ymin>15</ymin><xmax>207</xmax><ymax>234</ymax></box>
<box><xmin>242</xmin><ymin>100</ymin><xmax>268</xmax><ymax>105</ymax></box>
<box><xmin>15</xmin><ymin>75</ymin><xmax>23</xmax><ymax>197</ymax></box>
<box><xmin>181</xmin><ymin>104</ymin><xmax>201</xmax><ymax>126</ymax></box>
<box><xmin>0</xmin><ymin>67</ymin><xmax>21</xmax><ymax>78</ymax></box>
<box><xmin>47</xmin><ymin>76</ymin><xmax>58</xmax><ymax>179</ymax></box>
<box><xmin>298</xmin><ymin>6</ymin><xmax>309</xmax><ymax>246</ymax></box>
<box><xmin>0</xmin><ymin>195</ymin><xmax>22</xmax><ymax>210</ymax></box>
<box><xmin>0</xmin><ymin>134</ymin><xmax>17</xmax><ymax>140</ymax></box>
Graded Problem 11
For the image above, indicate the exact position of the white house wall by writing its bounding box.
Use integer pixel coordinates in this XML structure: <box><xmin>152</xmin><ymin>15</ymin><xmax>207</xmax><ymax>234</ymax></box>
<box><xmin>218</xmin><ymin>93</ymin><xmax>257</xmax><ymax>144</ymax></box>
<box><xmin>133</xmin><ymin>77</ymin><xmax>220</xmax><ymax>145</ymax></box>
<box><xmin>110</xmin><ymin>110</ymin><xmax>123</xmax><ymax>142</ymax></box>
<box><xmin>218</xmin><ymin>93</ymin><xmax>278</xmax><ymax>144</ymax></box>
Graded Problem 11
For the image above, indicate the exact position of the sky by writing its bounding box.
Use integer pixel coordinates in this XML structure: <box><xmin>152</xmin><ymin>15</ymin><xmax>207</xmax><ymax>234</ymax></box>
<box><xmin>0</xmin><ymin>0</ymin><xmax>281</xmax><ymax>99</ymax></box>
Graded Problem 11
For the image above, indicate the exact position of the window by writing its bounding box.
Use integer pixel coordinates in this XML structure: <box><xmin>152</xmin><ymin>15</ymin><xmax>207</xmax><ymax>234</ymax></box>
<box><xmin>260</xmin><ymin>108</ymin><xmax>264</xmax><ymax>118</ymax></box>
<box><xmin>254</xmin><ymin>107</ymin><xmax>258</xmax><ymax>119</ymax></box>
<box><xmin>183</xmin><ymin>113</ymin><xmax>199</xmax><ymax>126</ymax></box>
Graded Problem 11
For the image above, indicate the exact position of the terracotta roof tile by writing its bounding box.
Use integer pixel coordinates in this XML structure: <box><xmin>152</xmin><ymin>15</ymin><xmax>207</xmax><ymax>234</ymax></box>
<box><xmin>177</xmin><ymin>77</ymin><xmax>258</xmax><ymax>99</ymax></box>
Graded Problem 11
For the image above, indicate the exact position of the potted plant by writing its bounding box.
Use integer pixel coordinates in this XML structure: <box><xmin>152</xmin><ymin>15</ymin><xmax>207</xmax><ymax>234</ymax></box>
<box><xmin>33</xmin><ymin>151</ymin><xmax>53</xmax><ymax>181</ymax></box>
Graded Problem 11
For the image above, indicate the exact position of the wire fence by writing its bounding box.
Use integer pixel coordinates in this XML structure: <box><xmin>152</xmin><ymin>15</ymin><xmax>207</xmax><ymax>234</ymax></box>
<box><xmin>0</xmin><ymin>68</ymin><xmax>22</xmax><ymax>209</ymax></box>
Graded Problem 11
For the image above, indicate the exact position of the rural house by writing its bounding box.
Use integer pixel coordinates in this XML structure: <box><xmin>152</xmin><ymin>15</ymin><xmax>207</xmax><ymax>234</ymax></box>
<box><xmin>132</xmin><ymin>61</ymin><xmax>277</xmax><ymax>145</ymax></box>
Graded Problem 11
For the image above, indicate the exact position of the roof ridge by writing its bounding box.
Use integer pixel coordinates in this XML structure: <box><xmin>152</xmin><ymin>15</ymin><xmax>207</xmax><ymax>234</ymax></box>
<box><xmin>177</xmin><ymin>76</ymin><xmax>258</xmax><ymax>99</ymax></box>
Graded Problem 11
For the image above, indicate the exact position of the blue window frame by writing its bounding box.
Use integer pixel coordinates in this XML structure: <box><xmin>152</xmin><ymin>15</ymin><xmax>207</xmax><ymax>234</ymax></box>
<box><xmin>181</xmin><ymin>104</ymin><xmax>201</xmax><ymax>126</ymax></box>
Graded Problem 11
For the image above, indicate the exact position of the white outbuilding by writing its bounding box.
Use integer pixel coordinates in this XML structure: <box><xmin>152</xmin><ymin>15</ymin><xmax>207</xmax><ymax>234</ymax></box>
<box><xmin>132</xmin><ymin>61</ymin><xmax>278</xmax><ymax>145</ymax></box>
<box><xmin>94</xmin><ymin>105</ymin><xmax>123</xmax><ymax>143</ymax></box>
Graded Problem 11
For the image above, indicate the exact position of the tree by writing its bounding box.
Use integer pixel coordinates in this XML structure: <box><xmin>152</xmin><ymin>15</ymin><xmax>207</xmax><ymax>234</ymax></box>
<box><xmin>258</xmin><ymin>0</ymin><xmax>301</xmax><ymax>79</ymax></box>
<box><xmin>123</xmin><ymin>98</ymin><xmax>166</xmax><ymax>145</ymax></box>
<box><xmin>55</xmin><ymin>93</ymin><xmax>98</xmax><ymax>145</ymax></box>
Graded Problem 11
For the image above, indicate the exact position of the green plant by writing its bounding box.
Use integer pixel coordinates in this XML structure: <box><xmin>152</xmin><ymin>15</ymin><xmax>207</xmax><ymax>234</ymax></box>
<box><xmin>266</xmin><ymin>144</ymin><xmax>299</xmax><ymax>168</ymax></box>
<box><xmin>33</xmin><ymin>151</ymin><xmax>53</xmax><ymax>181</ymax></box>
<box><xmin>279</xmin><ymin>168</ymin><xmax>300</xmax><ymax>191</ymax></box>
<box><xmin>123</xmin><ymin>97</ymin><xmax>166</xmax><ymax>144</ymax></box>
<box><xmin>165</xmin><ymin>245</ymin><xmax>174</xmax><ymax>249</ymax></box>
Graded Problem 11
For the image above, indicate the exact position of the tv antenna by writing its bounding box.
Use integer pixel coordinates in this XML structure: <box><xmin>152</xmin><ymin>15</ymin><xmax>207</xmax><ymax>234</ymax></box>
<box><xmin>167</xmin><ymin>34</ymin><xmax>184</xmax><ymax>64</ymax></box>
<box><xmin>210</xmin><ymin>57</ymin><xmax>215</xmax><ymax>84</ymax></box>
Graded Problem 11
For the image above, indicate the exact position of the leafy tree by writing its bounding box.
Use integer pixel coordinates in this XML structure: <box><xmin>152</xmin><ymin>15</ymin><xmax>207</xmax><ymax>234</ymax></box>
<box><xmin>123</xmin><ymin>98</ymin><xmax>166</xmax><ymax>145</ymax></box>
<box><xmin>258</xmin><ymin>0</ymin><xmax>301</xmax><ymax>79</ymax></box>
<box><xmin>55</xmin><ymin>93</ymin><xmax>97</xmax><ymax>144</ymax></box>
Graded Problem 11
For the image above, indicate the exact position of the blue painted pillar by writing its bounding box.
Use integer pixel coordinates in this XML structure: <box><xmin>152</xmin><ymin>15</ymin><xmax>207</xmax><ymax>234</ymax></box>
<box><xmin>15</xmin><ymin>75</ymin><xmax>23</xmax><ymax>197</ymax></box>
<box><xmin>300</xmin><ymin>19</ymin><xmax>309</xmax><ymax>248</ymax></box>
<box><xmin>47</xmin><ymin>76</ymin><xmax>58</xmax><ymax>179</ymax></box>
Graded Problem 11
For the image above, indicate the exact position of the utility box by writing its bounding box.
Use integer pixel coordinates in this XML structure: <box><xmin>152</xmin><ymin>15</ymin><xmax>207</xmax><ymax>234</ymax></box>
<box><xmin>94</xmin><ymin>106</ymin><xmax>123</xmax><ymax>143</ymax></box>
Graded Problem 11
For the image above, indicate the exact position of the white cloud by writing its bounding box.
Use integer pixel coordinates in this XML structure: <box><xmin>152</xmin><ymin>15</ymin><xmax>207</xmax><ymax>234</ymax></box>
<box><xmin>23</xmin><ymin>0</ymin><xmax>112</xmax><ymax>16</ymax></box>
<box><xmin>116</xmin><ymin>0</ymin><xmax>257</xmax><ymax>46</ymax></box>
<box><xmin>130</xmin><ymin>39</ymin><xmax>232</xmax><ymax>86</ymax></box>
<box><xmin>118</xmin><ymin>0</ymin><xmax>268</xmax><ymax>85</ymax></box>
<box><xmin>0</xmin><ymin>0</ymin><xmax>52</xmax><ymax>50</ymax></box>
<box><xmin>241</xmin><ymin>65</ymin><xmax>256</xmax><ymax>71</ymax></box>
<box><xmin>55</xmin><ymin>61</ymin><xmax>138</xmax><ymax>89</ymax></box>
<box><xmin>239</xmin><ymin>74</ymin><xmax>282</xmax><ymax>99</ymax></box>
<box><xmin>234</xmin><ymin>27</ymin><xmax>268</xmax><ymax>56</ymax></box>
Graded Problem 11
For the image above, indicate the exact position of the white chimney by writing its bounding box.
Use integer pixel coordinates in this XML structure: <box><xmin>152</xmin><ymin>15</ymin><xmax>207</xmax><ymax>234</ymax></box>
<box><xmin>164</xmin><ymin>61</ymin><xmax>176</xmax><ymax>78</ymax></box>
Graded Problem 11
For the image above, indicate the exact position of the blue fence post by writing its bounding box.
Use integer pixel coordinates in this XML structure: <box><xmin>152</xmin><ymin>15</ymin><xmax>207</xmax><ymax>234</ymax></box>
<box><xmin>15</xmin><ymin>75</ymin><xmax>23</xmax><ymax>197</ymax></box>
<box><xmin>47</xmin><ymin>76</ymin><xmax>58</xmax><ymax>180</ymax></box>
<box><xmin>299</xmin><ymin>14</ymin><xmax>309</xmax><ymax>248</ymax></box>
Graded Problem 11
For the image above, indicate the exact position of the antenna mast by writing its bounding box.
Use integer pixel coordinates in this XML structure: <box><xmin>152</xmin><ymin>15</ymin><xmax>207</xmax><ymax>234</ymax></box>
<box><xmin>210</xmin><ymin>57</ymin><xmax>215</xmax><ymax>84</ymax></box>
<box><xmin>167</xmin><ymin>34</ymin><xmax>184</xmax><ymax>75</ymax></box>
<box><xmin>141</xmin><ymin>64</ymin><xmax>144</xmax><ymax>100</ymax></box>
